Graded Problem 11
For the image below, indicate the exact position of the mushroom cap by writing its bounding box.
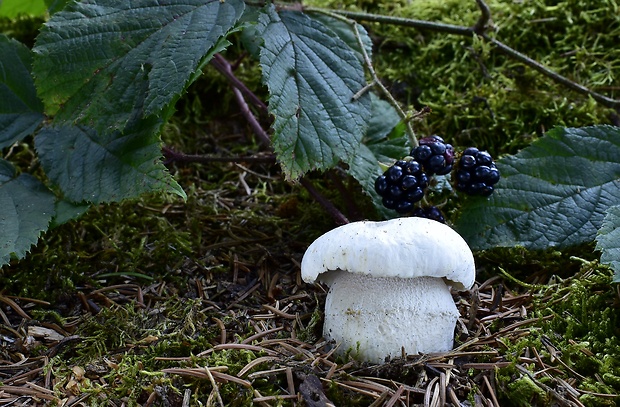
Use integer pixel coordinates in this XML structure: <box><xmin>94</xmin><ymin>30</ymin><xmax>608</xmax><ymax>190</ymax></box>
<box><xmin>301</xmin><ymin>217</ymin><xmax>475</xmax><ymax>291</ymax></box>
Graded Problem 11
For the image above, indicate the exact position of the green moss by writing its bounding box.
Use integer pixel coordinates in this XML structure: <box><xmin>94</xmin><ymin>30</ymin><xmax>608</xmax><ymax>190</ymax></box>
<box><xmin>504</xmin><ymin>375</ymin><xmax>547</xmax><ymax>406</ymax></box>
<box><xmin>306</xmin><ymin>0</ymin><xmax>617</xmax><ymax>155</ymax></box>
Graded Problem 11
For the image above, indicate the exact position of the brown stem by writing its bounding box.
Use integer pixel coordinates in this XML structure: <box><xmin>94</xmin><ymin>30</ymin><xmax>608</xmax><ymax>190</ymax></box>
<box><xmin>210</xmin><ymin>54</ymin><xmax>269</xmax><ymax>116</ymax></box>
<box><xmin>232</xmin><ymin>86</ymin><xmax>272</xmax><ymax>147</ymax></box>
<box><xmin>473</xmin><ymin>0</ymin><xmax>492</xmax><ymax>35</ymax></box>
<box><xmin>211</xmin><ymin>54</ymin><xmax>272</xmax><ymax>147</ymax></box>
<box><xmin>162</xmin><ymin>147</ymin><xmax>276</xmax><ymax>165</ymax></box>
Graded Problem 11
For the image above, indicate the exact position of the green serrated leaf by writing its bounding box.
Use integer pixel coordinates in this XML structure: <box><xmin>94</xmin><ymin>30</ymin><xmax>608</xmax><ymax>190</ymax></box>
<box><xmin>258</xmin><ymin>5</ymin><xmax>371</xmax><ymax>179</ymax></box>
<box><xmin>34</xmin><ymin>116</ymin><xmax>186</xmax><ymax>204</ymax></box>
<box><xmin>347</xmin><ymin>95</ymin><xmax>409</xmax><ymax>218</ymax></box>
<box><xmin>45</xmin><ymin>0</ymin><xmax>70</xmax><ymax>15</ymax></box>
<box><xmin>0</xmin><ymin>161</ymin><xmax>55</xmax><ymax>266</ymax></box>
<box><xmin>306</xmin><ymin>11</ymin><xmax>373</xmax><ymax>66</ymax></box>
<box><xmin>33</xmin><ymin>0</ymin><xmax>244</xmax><ymax>133</ymax></box>
<box><xmin>365</xmin><ymin>94</ymin><xmax>403</xmax><ymax>144</ymax></box>
<box><xmin>50</xmin><ymin>199</ymin><xmax>90</xmax><ymax>228</ymax></box>
<box><xmin>239</xmin><ymin>6</ymin><xmax>264</xmax><ymax>59</ymax></box>
<box><xmin>0</xmin><ymin>35</ymin><xmax>44</xmax><ymax>148</ymax></box>
<box><xmin>455</xmin><ymin>125</ymin><xmax>620</xmax><ymax>250</ymax></box>
<box><xmin>596</xmin><ymin>205</ymin><xmax>620</xmax><ymax>283</ymax></box>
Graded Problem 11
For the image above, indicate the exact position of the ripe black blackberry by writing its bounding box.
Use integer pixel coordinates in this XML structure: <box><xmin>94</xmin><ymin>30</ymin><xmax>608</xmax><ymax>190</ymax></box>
<box><xmin>454</xmin><ymin>147</ymin><xmax>500</xmax><ymax>196</ymax></box>
<box><xmin>412</xmin><ymin>206</ymin><xmax>445</xmax><ymax>223</ymax></box>
<box><xmin>375</xmin><ymin>159</ymin><xmax>429</xmax><ymax>214</ymax></box>
<box><xmin>410</xmin><ymin>135</ymin><xmax>455</xmax><ymax>176</ymax></box>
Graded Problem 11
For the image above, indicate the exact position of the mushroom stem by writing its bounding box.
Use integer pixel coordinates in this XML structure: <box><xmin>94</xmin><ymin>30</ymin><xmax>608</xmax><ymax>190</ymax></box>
<box><xmin>322</xmin><ymin>271</ymin><xmax>459</xmax><ymax>363</ymax></box>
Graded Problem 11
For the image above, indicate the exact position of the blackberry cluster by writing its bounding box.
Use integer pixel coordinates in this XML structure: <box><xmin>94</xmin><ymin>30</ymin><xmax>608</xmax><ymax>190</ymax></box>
<box><xmin>410</xmin><ymin>136</ymin><xmax>455</xmax><ymax>175</ymax></box>
<box><xmin>412</xmin><ymin>206</ymin><xmax>445</xmax><ymax>223</ymax></box>
<box><xmin>454</xmin><ymin>147</ymin><xmax>500</xmax><ymax>196</ymax></box>
<box><xmin>374</xmin><ymin>159</ymin><xmax>429</xmax><ymax>214</ymax></box>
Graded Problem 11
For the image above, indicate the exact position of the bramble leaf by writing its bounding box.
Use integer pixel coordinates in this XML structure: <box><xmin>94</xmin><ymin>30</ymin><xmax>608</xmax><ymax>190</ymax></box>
<box><xmin>596</xmin><ymin>205</ymin><xmax>620</xmax><ymax>283</ymax></box>
<box><xmin>0</xmin><ymin>159</ymin><xmax>55</xmax><ymax>266</ymax></box>
<box><xmin>0</xmin><ymin>35</ymin><xmax>44</xmax><ymax>148</ymax></box>
<box><xmin>258</xmin><ymin>5</ymin><xmax>372</xmax><ymax>179</ymax></box>
<box><xmin>33</xmin><ymin>0</ymin><xmax>244</xmax><ymax>133</ymax></box>
<box><xmin>348</xmin><ymin>95</ymin><xmax>410</xmax><ymax>218</ymax></box>
<box><xmin>455</xmin><ymin>125</ymin><xmax>620</xmax><ymax>250</ymax></box>
<box><xmin>306</xmin><ymin>12</ymin><xmax>373</xmax><ymax>66</ymax></box>
<box><xmin>35</xmin><ymin>116</ymin><xmax>186</xmax><ymax>204</ymax></box>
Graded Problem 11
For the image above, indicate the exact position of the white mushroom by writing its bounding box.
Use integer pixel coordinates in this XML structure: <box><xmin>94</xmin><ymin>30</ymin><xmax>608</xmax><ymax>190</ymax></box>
<box><xmin>301</xmin><ymin>217</ymin><xmax>475</xmax><ymax>363</ymax></box>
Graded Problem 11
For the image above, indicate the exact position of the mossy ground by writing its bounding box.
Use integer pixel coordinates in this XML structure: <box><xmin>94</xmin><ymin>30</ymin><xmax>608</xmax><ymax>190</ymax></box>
<box><xmin>2</xmin><ymin>0</ymin><xmax>620</xmax><ymax>405</ymax></box>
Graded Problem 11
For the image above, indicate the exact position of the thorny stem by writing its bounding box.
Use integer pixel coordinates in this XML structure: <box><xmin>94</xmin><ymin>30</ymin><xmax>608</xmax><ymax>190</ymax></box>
<box><xmin>232</xmin><ymin>85</ymin><xmax>272</xmax><ymax>147</ymax></box>
<box><xmin>482</xmin><ymin>34</ymin><xmax>620</xmax><ymax>109</ymax></box>
<box><xmin>473</xmin><ymin>0</ymin><xmax>492</xmax><ymax>35</ymax></box>
<box><xmin>308</xmin><ymin>1</ymin><xmax>620</xmax><ymax>110</ymax></box>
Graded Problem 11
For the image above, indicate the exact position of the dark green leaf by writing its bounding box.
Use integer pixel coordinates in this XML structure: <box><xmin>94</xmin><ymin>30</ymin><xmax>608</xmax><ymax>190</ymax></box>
<box><xmin>33</xmin><ymin>0</ymin><xmax>244</xmax><ymax>133</ymax></box>
<box><xmin>306</xmin><ymin>12</ymin><xmax>373</xmax><ymax>66</ymax></box>
<box><xmin>455</xmin><ymin>125</ymin><xmax>620</xmax><ymax>250</ymax></box>
<box><xmin>258</xmin><ymin>6</ymin><xmax>371</xmax><ymax>179</ymax></box>
<box><xmin>365</xmin><ymin>94</ymin><xmax>403</xmax><ymax>144</ymax></box>
<box><xmin>239</xmin><ymin>6</ymin><xmax>264</xmax><ymax>59</ymax></box>
<box><xmin>0</xmin><ymin>159</ymin><xmax>55</xmax><ymax>266</ymax></box>
<box><xmin>347</xmin><ymin>95</ymin><xmax>409</xmax><ymax>218</ymax></box>
<box><xmin>0</xmin><ymin>35</ymin><xmax>44</xmax><ymax>148</ymax></box>
<box><xmin>50</xmin><ymin>199</ymin><xmax>90</xmax><ymax>228</ymax></box>
<box><xmin>35</xmin><ymin>117</ymin><xmax>186</xmax><ymax>204</ymax></box>
<box><xmin>45</xmin><ymin>0</ymin><xmax>70</xmax><ymax>15</ymax></box>
<box><xmin>596</xmin><ymin>205</ymin><xmax>620</xmax><ymax>283</ymax></box>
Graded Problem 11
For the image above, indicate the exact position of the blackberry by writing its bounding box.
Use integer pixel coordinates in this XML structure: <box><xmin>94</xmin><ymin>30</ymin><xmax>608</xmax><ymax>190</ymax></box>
<box><xmin>410</xmin><ymin>135</ymin><xmax>455</xmax><ymax>176</ymax></box>
<box><xmin>375</xmin><ymin>159</ymin><xmax>428</xmax><ymax>213</ymax></box>
<box><xmin>412</xmin><ymin>206</ymin><xmax>446</xmax><ymax>223</ymax></box>
<box><xmin>454</xmin><ymin>147</ymin><xmax>500</xmax><ymax>196</ymax></box>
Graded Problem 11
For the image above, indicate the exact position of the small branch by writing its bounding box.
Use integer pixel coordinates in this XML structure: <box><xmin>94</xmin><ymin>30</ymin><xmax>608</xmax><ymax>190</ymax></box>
<box><xmin>309</xmin><ymin>8</ymin><xmax>472</xmax><ymax>36</ymax></box>
<box><xmin>307</xmin><ymin>7</ymin><xmax>419</xmax><ymax>146</ymax></box>
<box><xmin>211</xmin><ymin>54</ymin><xmax>272</xmax><ymax>147</ymax></box>
<box><xmin>473</xmin><ymin>0</ymin><xmax>492</xmax><ymax>35</ymax></box>
<box><xmin>162</xmin><ymin>147</ymin><xmax>276</xmax><ymax>165</ymax></box>
<box><xmin>299</xmin><ymin>178</ymin><xmax>349</xmax><ymax>225</ymax></box>
<box><xmin>327</xmin><ymin>170</ymin><xmax>362</xmax><ymax>220</ymax></box>
<box><xmin>210</xmin><ymin>54</ymin><xmax>269</xmax><ymax>116</ymax></box>
<box><xmin>232</xmin><ymin>85</ymin><xmax>272</xmax><ymax>147</ymax></box>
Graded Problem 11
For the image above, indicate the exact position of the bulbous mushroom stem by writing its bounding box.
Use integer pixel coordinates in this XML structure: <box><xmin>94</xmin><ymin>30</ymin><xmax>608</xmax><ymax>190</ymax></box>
<box><xmin>322</xmin><ymin>271</ymin><xmax>459</xmax><ymax>363</ymax></box>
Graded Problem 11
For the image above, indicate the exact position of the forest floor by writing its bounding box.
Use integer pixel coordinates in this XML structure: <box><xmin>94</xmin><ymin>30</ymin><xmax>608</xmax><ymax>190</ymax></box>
<box><xmin>2</xmin><ymin>0</ymin><xmax>620</xmax><ymax>405</ymax></box>
<box><xmin>1</xmin><ymin>111</ymin><xmax>619</xmax><ymax>406</ymax></box>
